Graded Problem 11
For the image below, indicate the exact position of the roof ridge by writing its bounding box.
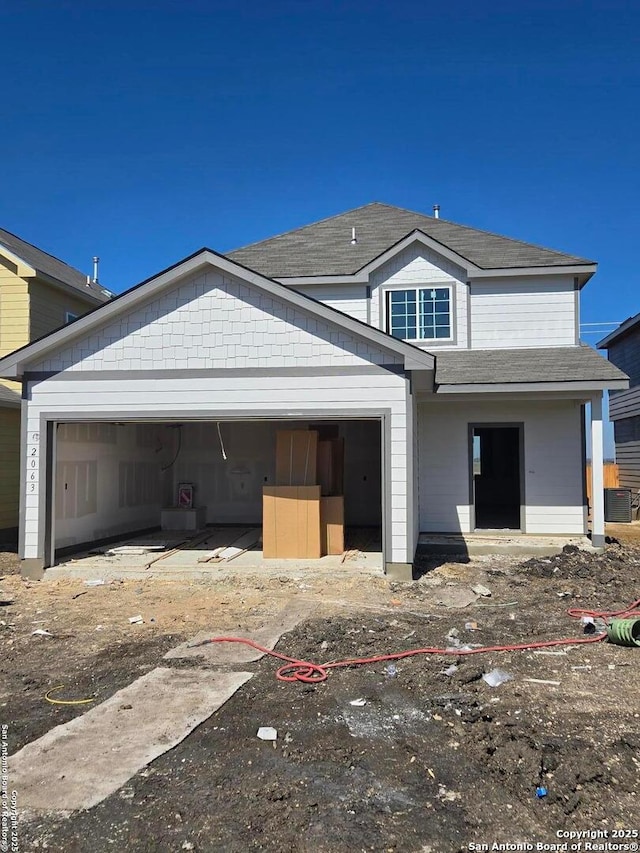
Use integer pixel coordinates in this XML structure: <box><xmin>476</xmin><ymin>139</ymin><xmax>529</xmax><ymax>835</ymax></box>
<box><xmin>227</xmin><ymin>202</ymin><xmax>381</xmax><ymax>253</ymax></box>
<box><xmin>352</xmin><ymin>201</ymin><xmax>593</xmax><ymax>264</ymax></box>
<box><xmin>228</xmin><ymin>201</ymin><xmax>594</xmax><ymax>267</ymax></box>
<box><xmin>0</xmin><ymin>226</ymin><xmax>87</xmax><ymax>277</ymax></box>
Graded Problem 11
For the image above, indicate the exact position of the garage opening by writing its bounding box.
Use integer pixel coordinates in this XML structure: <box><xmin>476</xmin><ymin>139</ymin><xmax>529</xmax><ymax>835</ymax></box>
<box><xmin>471</xmin><ymin>424</ymin><xmax>522</xmax><ymax>530</ymax></box>
<box><xmin>52</xmin><ymin>418</ymin><xmax>383</xmax><ymax>569</ymax></box>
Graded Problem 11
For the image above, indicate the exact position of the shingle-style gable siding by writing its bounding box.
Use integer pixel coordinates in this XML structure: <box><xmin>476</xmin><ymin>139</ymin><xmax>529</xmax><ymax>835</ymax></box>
<box><xmin>32</xmin><ymin>269</ymin><xmax>403</xmax><ymax>374</ymax></box>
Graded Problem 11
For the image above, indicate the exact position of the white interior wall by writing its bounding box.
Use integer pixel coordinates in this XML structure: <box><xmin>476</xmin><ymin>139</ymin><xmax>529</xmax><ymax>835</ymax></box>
<box><xmin>418</xmin><ymin>398</ymin><xmax>585</xmax><ymax>534</ymax></box>
<box><xmin>55</xmin><ymin>423</ymin><xmax>173</xmax><ymax>549</ymax></box>
<box><xmin>171</xmin><ymin>419</ymin><xmax>381</xmax><ymax>526</ymax></box>
<box><xmin>53</xmin><ymin>417</ymin><xmax>383</xmax><ymax>551</ymax></box>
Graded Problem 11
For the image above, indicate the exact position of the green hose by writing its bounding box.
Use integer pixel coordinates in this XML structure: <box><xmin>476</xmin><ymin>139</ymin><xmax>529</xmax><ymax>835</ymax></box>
<box><xmin>606</xmin><ymin>618</ymin><xmax>640</xmax><ymax>647</ymax></box>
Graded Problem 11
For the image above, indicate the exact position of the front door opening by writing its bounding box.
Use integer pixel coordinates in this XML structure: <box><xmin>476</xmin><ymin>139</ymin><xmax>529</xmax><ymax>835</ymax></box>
<box><xmin>472</xmin><ymin>425</ymin><xmax>522</xmax><ymax>530</ymax></box>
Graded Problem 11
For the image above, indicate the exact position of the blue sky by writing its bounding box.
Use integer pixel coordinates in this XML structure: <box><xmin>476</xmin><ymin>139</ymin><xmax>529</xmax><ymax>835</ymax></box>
<box><xmin>1</xmin><ymin>0</ymin><xmax>638</xmax><ymax>346</ymax></box>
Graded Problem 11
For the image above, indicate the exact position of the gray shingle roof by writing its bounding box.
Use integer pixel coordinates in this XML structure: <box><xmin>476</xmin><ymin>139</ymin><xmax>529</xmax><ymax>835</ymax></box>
<box><xmin>227</xmin><ymin>203</ymin><xmax>595</xmax><ymax>278</ymax></box>
<box><xmin>0</xmin><ymin>227</ymin><xmax>110</xmax><ymax>303</ymax></box>
<box><xmin>0</xmin><ymin>384</ymin><xmax>20</xmax><ymax>408</ymax></box>
<box><xmin>435</xmin><ymin>345</ymin><xmax>627</xmax><ymax>386</ymax></box>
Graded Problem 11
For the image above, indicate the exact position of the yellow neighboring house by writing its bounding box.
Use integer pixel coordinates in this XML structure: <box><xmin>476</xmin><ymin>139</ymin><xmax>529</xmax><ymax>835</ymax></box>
<box><xmin>0</xmin><ymin>228</ymin><xmax>111</xmax><ymax>540</ymax></box>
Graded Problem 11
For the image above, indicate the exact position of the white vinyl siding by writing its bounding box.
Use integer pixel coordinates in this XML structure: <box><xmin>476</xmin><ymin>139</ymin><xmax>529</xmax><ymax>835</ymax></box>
<box><xmin>418</xmin><ymin>399</ymin><xmax>585</xmax><ymax>535</ymax></box>
<box><xmin>469</xmin><ymin>276</ymin><xmax>576</xmax><ymax>349</ymax></box>
<box><xmin>291</xmin><ymin>284</ymin><xmax>368</xmax><ymax>324</ymax></box>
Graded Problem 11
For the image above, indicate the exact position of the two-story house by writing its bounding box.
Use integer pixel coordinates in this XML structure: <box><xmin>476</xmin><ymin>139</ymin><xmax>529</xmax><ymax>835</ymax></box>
<box><xmin>0</xmin><ymin>203</ymin><xmax>627</xmax><ymax>579</ymax></box>
<box><xmin>598</xmin><ymin>315</ymin><xmax>640</xmax><ymax>491</ymax></box>
<box><xmin>0</xmin><ymin>228</ymin><xmax>111</xmax><ymax>539</ymax></box>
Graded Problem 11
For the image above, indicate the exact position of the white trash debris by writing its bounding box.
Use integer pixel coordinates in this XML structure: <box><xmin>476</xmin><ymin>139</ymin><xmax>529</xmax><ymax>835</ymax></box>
<box><xmin>349</xmin><ymin>698</ymin><xmax>367</xmax><ymax>707</ymax></box>
<box><xmin>442</xmin><ymin>665</ymin><xmax>458</xmax><ymax>677</ymax></box>
<box><xmin>31</xmin><ymin>629</ymin><xmax>53</xmax><ymax>637</ymax></box>
<box><xmin>257</xmin><ymin>726</ymin><xmax>278</xmax><ymax>741</ymax></box>
<box><xmin>85</xmin><ymin>579</ymin><xmax>106</xmax><ymax>587</ymax></box>
<box><xmin>482</xmin><ymin>668</ymin><xmax>513</xmax><ymax>687</ymax></box>
<box><xmin>128</xmin><ymin>615</ymin><xmax>143</xmax><ymax>624</ymax></box>
<box><xmin>471</xmin><ymin>584</ymin><xmax>492</xmax><ymax>597</ymax></box>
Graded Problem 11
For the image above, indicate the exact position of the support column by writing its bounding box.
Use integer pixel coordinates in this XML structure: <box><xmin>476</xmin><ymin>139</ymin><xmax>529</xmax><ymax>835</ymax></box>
<box><xmin>590</xmin><ymin>393</ymin><xmax>605</xmax><ymax>548</ymax></box>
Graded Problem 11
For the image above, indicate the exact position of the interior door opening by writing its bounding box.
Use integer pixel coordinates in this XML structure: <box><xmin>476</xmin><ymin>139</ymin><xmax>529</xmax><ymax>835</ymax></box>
<box><xmin>472</xmin><ymin>425</ymin><xmax>522</xmax><ymax>530</ymax></box>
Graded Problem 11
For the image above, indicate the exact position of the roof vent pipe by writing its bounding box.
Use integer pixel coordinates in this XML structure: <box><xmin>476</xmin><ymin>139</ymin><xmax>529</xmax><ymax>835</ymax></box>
<box><xmin>433</xmin><ymin>205</ymin><xmax>440</xmax><ymax>219</ymax></box>
<box><xmin>92</xmin><ymin>256</ymin><xmax>100</xmax><ymax>284</ymax></box>
<box><xmin>351</xmin><ymin>227</ymin><xmax>357</xmax><ymax>244</ymax></box>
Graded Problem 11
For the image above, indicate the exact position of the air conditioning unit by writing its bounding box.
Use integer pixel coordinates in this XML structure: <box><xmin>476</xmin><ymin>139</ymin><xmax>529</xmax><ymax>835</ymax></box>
<box><xmin>604</xmin><ymin>488</ymin><xmax>632</xmax><ymax>523</ymax></box>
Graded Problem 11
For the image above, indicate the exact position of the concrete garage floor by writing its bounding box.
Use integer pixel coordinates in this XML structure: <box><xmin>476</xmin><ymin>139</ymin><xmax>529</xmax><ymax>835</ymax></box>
<box><xmin>48</xmin><ymin>526</ymin><xmax>384</xmax><ymax>581</ymax></box>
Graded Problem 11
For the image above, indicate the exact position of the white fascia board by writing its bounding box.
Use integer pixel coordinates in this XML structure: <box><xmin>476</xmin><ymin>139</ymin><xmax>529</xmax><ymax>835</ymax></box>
<box><xmin>435</xmin><ymin>379</ymin><xmax>629</xmax><ymax>394</ymax></box>
<box><xmin>468</xmin><ymin>264</ymin><xmax>596</xmax><ymax>282</ymax></box>
<box><xmin>0</xmin><ymin>243</ymin><xmax>37</xmax><ymax>278</ymax></box>
<box><xmin>0</xmin><ymin>249</ymin><xmax>434</xmax><ymax>378</ymax></box>
<box><xmin>277</xmin><ymin>275</ymin><xmax>367</xmax><ymax>286</ymax></box>
<box><xmin>358</xmin><ymin>231</ymin><xmax>479</xmax><ymax>277</ymax></box>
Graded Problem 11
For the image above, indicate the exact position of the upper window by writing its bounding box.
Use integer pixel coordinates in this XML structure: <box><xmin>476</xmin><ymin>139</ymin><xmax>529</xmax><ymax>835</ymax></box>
<box><xmin>387</xmin><ymin>286</ymin><xmax>452</xmax><ymax>341</ymax></box>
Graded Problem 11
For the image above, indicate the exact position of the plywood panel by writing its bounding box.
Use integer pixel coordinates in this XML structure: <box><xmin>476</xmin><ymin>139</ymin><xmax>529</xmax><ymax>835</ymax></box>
<box><xmin>321</xmin><ymin>496</ymin><xmax>344</xmax><ymax>555</ymax></box>
<box><xmin>262</xmin><ymin>486</ymin><xmax>321</xmax><ymax>558</ymax></box>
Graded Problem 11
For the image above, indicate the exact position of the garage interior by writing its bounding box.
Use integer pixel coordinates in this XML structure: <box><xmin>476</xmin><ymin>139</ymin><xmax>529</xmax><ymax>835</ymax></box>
<box><xmin>53</xmin><ymin>419</ymin><xmax>383</xmax><ymax>571</ymax></box>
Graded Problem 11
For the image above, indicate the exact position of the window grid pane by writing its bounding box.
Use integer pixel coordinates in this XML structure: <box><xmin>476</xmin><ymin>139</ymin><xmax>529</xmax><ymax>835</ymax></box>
<box><xmin>388</xmin><ymin>287</ymin><xmax>451</xmax><ymax>340</ymax></box>
<box><xmin>389</xmin><ymin>290</ymin><xmax>418</xmax><ymax>339</ymax></box>
<box><xmin>418</xmin><ymin>287</ymin><xmax>450</xmax><ymax>340</ymax></box>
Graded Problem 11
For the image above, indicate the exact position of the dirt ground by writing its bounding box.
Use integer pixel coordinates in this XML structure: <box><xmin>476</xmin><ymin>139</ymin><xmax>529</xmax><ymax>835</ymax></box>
<box><xmin>1</xmin><ymin>529</ymin><xmax>639</xmax><ymax>852</ymax></box>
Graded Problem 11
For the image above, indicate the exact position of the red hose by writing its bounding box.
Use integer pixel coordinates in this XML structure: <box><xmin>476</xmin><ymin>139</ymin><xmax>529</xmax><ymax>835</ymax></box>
<box><xmin>200</xmin><ymin>597</ymin><xmax>640</xmax><ymax>684</ymax></box>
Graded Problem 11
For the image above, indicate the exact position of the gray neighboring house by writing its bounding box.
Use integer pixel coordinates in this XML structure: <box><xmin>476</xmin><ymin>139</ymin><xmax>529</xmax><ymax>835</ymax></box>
<box><xmin>599</xmin><ymin>315</ymin><xmax>640</xmax><ymax>490</ymax></box>
<box><xmin>0</xmin><ymin>202</ymin><xmax>628</xmax><ymax>579</ymax></box>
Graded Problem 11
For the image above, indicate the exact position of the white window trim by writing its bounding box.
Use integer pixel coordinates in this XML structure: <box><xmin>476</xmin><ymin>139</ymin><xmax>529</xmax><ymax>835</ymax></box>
<box><xmin>384</xmin><ymin>283</ymin><xmax>454</xmax><ymax>344</ymax></box>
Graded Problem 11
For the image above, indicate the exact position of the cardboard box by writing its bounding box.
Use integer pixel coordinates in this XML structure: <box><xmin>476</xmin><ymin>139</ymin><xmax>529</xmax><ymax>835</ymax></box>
<box><xmin>275</xmin><ymin>430</ymin><xmax>318</xmax><ymax>486</ymax></box>
<box><xmin>317</xmin><ymin>438</ymin><xmax>344</xmax><ymax>496</ymax></box>
<box><xmin>262</xmin><ymin>485</ymin><xmax>321</xmax><ymax>558</ymax></box>
<box><xmin>321</xmin><ymin>495</ymin><xmax>344</xmax><ymax>556</ymax></box>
